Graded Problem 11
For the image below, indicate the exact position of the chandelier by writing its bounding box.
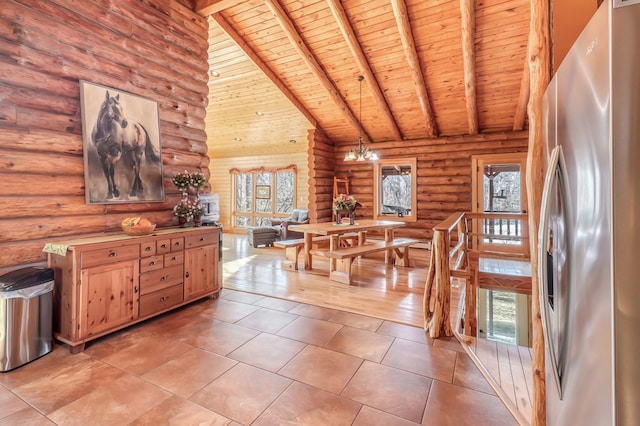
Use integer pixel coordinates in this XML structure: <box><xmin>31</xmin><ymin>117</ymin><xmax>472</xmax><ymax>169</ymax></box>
<box><xmin>344</xmin><ymin>76</ymin><xmax>379</xmax><ymax>162</ymax></box>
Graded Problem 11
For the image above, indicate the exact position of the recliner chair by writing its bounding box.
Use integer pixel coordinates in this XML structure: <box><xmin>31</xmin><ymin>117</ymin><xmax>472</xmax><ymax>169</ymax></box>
<box><xmin>272</xmin><ymin>209</ymin><xmax>309</xmax><ymax>240</ymax></box>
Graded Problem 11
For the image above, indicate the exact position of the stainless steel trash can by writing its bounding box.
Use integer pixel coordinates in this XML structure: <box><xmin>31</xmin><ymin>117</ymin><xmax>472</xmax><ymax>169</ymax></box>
<box><xmin>0</xmin><ymin>267</ymin><xmax>54</xmax><ymax>372</ymax></box>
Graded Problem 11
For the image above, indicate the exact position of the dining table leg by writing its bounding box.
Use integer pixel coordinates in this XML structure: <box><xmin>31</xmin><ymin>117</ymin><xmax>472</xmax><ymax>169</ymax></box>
<box><xmin>303</xmin><ymin>232</ymin><xmax>313</xmax><ymax>270</ymax></box>
<box><xmin>358</xmin><ymin>231</ymin><xmax>366</xmax><ymax>245</ymax></box>
<box><xmin>330</xmin><ymin>234</ymin><xmax>339</xmax><ymax>271</ymax></box>
<box><xmin>385</xmin><ymin>229</ymin><xmax>394</xmax><ymax>264</ymax></box>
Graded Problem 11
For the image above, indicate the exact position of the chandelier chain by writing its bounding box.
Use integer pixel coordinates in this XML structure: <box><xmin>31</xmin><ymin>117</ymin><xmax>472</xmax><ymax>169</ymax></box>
<box><xmin>344</xmin><ymin>75</ymin><xmax>379</xmax><ymax>162</ymax></box>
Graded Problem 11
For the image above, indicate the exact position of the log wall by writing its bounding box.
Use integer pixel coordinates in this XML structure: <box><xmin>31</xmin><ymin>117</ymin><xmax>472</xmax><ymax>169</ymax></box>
<box><xmin>331</xmin><ymin>132</ymin><xmax>530</xmax><ymax>241</ymax></box>
<box><xmin>0</xmin><ymin>0</ymin><xmax>209</xmax><ymax>273</ymax></box>
<box><xmin>308</xmin><ymin>128</ymin><xmax>336</xmax><ymax>223</ymax></box>
<box><xmin>304</xmin><ymin>126</ymin><xmax>528</xmax><ymax>242</ymax></box>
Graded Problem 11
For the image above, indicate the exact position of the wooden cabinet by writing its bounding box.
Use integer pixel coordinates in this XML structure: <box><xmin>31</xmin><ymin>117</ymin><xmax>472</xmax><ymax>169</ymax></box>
<box><xmin>80</xmin><ymin>259</ymin><xmax>139</xmax><ymax>337</ymax></box>
<box><xmin>184</xmin><ymin>232</ymin><xmax>219</xmax><ymax>300</ymax></box>
<box><xmin>47</xmin><ymin>227</ymin><xmax>221</xmax><ymax>353</ymax></box>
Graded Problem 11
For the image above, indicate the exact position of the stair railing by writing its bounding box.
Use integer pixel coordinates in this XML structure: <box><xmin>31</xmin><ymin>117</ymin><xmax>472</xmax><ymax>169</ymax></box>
<box><xmin>424</xmin><ymin>212</ymin><xmax>529</xmax><ymax>338</ymax></box>
<box><xmin>423</xmin><ymin>212</ymin><xmax>467</xmax><ymax>338</ymax></box>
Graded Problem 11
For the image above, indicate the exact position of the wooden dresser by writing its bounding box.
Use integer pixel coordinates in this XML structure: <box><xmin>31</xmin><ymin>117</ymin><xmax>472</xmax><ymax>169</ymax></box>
<box><xmin>47</xmin><ymin>227</ymin><xmax>221</xmax><ymax>353</ymax></box>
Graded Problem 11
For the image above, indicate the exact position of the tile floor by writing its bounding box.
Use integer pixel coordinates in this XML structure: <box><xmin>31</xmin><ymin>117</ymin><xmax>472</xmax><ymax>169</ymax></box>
<box><xmin>0</xmin><ymin>289</ymin><xmax>518</xmax><ymax>425</ymax></box>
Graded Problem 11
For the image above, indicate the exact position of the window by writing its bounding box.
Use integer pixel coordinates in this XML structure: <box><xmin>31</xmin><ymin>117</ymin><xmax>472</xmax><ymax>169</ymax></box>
<box><xmin>478</xmin><ymin>289</ymin><xmax>530</xmax><ymax>347</ymax></box>
<box><xmin>276</xmin><ymin>170</ymin><xmax>295</xmax><ymax>212</ymax></box>
<box><xmin>234</xmin><ymin>173</ymin><xmax>252</xmax><ymax>227</ymax></box>
<box><xmin>472</xmin><ymin>153</ymin><xmax>528</xmax><ymax>256</ymax></box>
<box><xmin>373</xmin><ymin>158</ymin><xmax>417</xmax><ymax>222</ymax></box>
<box><xmin>231</xmin><ymin>166</ymin><xmax>296</xmax><ymax>228</ymax></box>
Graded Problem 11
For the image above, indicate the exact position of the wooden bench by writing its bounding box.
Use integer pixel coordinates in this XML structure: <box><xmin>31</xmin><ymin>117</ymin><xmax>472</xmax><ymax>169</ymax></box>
<box><xmin>274</xmin><ymin>233</ymin><xmax>360</xmax><ymax>271</ymax></box>
<box><xmin>324</xmin><ymin>237</ymin><xmax>419</xmax><ymax>285</ymax></box>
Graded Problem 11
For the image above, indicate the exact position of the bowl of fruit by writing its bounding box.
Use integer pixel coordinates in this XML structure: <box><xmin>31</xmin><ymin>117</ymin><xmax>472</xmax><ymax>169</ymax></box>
<box><xmin>121</xmin><ymin>217</ymin><xmax>156</xmax><ymax>236</ymax></box>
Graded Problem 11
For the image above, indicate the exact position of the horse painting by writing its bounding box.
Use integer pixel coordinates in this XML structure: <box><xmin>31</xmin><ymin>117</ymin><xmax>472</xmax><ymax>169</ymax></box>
<box><xmin>90</xmin><ymin>90</ymin><xmax>161</xmax><ymax>200</ymax></box>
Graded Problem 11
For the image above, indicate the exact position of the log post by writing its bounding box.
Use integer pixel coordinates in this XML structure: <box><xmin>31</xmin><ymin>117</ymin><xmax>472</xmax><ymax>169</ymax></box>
<box><xmin>466</xmin><ymin>251</ymin><xmax>479</xmax><ymax>336</ymax></box>
<box><xmin>528</xmin><ymin>0</ymin><xmax>551</xmax><ymax>424</ymax></box>
<box><xmin>458</xmin><ymin>218</ymin><xmax>469</xmax><ymax>269</ymax></box>
<box><xmin>424</xmin><ymin>229</ymin><xmax>454</xmax><ymax>338</ymax></box>
<box><xmin>423</xmin><ymin>240</ymin><xmax>436</xmax><ymax>330</ymax></box>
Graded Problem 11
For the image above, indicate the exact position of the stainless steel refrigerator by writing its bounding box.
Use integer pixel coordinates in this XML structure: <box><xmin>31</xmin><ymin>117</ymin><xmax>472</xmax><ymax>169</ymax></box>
<box><xmin>540</xmin><ymin>0</ymin><xmax>640</xmax><ymax>424</ymax></box>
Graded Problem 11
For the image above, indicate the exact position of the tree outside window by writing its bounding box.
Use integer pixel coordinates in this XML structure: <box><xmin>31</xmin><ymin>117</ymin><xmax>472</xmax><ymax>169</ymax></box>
<box><xmin>232</xmin><ymin>167</ymin><xmax>296</xmax><ymax>228</ymax></box>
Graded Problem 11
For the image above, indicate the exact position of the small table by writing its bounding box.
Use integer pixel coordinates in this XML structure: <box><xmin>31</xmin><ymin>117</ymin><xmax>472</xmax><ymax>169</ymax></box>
<box><xmin>288</xmin><ymin>219</ymin><xmax>406</xmax><ymax>270</ymax></box>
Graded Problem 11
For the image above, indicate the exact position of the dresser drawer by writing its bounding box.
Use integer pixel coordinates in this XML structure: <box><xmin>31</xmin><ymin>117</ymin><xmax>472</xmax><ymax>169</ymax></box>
<box><xmin>171</xmin><ymin>237</ymin><xmax>184</xmax><ymax>252</ymax></box>
<box><xmin>156</xmin><ymin>238</ymin><xmax>171</xmax><ymax>254</ymax></box>
<box><xmin>81</xmin><ymin>244</ymin><xmax>139</xmax><ymax>269</ymax></box>
<box><xmin>164</xmin><ymin>252</ymin><xmax>184</xmax><ymax>267</ymax></box>
<box><xmin>139</xmin><ymin>284</ymin><xmax>183</xmax><ymax>318</ymax></box>
<box><xmin>185</xmin><ymin>231</ymin><xmax>217</xmax><ymax>249</ymax></box>
<box><xmin>140</xmin><ymin>241</ymin><xmax>156</xmax><ymax>257</ymax></box>
<box><xmin>140</xmin><ymin>255</ymin><xmax>163</xmax><ymax>273</ymax></box>
<box><xmin>139</xmin><ymin>264</ymin><xmax>183</xmax><ymax>295</ymax></box>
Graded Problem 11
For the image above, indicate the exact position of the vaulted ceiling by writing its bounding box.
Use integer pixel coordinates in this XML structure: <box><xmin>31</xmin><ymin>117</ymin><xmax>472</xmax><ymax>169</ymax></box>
<box><xmin>195</xmin><ymin>0</ymin><xmax>531</xmax><ymax>158</ymax></box>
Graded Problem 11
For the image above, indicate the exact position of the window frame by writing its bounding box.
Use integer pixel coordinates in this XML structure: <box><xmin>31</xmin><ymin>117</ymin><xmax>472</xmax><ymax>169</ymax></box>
<box><xmin>373</xmin><ymin>157</ymin><xmax>417</xmax><ymax>223</ymax></box>
<box><xmin>230</xmin><ymin>165</ymin><xmax>297</xmax><ymax>228</ymax></box>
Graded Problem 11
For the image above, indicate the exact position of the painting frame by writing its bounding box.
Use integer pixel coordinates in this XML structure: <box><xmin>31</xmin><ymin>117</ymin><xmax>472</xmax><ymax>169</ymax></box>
<box><xmin>256</xmin><ymin>185</ymin><xmax>271</xmax><ymax>199</ymax></box>
<box><xmin>80</xmin><ymin>80</ymin><xmax>165</xmax><ymax>204</ymax></box>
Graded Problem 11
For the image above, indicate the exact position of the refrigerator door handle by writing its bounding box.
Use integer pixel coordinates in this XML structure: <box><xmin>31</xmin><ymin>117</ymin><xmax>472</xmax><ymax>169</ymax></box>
<box><xmin>538</xmin><ymin>145</ymin><xmax>568</xmax><ymax>399</ymax></box>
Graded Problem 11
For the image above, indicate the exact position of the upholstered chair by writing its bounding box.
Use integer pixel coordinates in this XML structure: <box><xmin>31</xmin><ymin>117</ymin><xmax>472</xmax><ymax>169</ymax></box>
<box><xmin>272</xmin><ymin>209</ymin><xmax>310</xmax><ymax>240</ymax></box>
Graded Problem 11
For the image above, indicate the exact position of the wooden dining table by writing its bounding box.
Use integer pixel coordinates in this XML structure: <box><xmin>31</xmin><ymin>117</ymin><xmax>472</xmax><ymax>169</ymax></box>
<box><xmin>287</xmin><ymin>219</ymin><xmax>406</xmax><ymax>270</ymax></box>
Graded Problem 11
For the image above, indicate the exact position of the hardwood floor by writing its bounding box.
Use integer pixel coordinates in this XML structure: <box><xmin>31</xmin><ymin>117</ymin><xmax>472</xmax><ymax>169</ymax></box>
<box><xmin>458</xmin><ymin>335</ymin><xmax>534</xmax><ymax>424</ymax></box>
<box><xmin>222</xmin><ymin>233</ymin><xmax>429</xmax><ymax>328</ymax></box>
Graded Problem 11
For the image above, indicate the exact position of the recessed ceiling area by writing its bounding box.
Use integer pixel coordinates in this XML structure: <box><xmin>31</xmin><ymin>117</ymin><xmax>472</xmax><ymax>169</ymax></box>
<box><xmin>206</xmin><ymin>16</ymin><xmax>313</xmax><ymax>159</ymax></box>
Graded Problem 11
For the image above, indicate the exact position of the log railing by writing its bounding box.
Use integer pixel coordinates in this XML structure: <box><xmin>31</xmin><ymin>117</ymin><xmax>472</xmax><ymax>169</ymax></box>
<box><xmin>423</xmin><ymin>212</ymin><xmax>529</xmax><ymax>338</ymax></box>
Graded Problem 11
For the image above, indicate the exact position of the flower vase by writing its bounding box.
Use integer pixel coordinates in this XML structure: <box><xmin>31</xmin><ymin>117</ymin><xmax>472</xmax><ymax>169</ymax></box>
<box><xmin>335</xmin><ymin>209</ymin><xmax>351</xmax><ymax>224</ymax></box>
<box><xmin>193</xmin><ymin>215</ymin><xmax>202</xmax><ymax>226</ymax></box>
<box><xmin>349</xmin><ymin>210</ymin><xmax>355</xmax><ymax>225</ymax></box>
<box><xmin>178</xmin><ymin>216</ymin><xmax>188</xmax><ymax>227</ymax></box>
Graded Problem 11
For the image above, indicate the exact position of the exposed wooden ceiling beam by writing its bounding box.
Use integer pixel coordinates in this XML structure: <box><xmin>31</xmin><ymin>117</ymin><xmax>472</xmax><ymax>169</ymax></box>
<box><xmin>195</xmin><ymin>0</ymin><xmax>261</xmax><ymax>16</ymax></box>
<box><xmin>326</xmin><ymin>0</ymin><xmax>403</xmax><ymax>141</ymax></box>
<box><xmin>264</xmin><ymin>0</ymin><xmax>368</xmax><ymax>142</ymax></box>
<box><xmin>513</xmin><ymin>53</ymin><xmax>530</xmax><ymax>131</ymax></box>
<box><xmin>391</xmin><ymin>0</ymin><xmax>437</xmax><ymax>138</ymax></box>
<box><xmin>459</xmin><ymin>0</ymin><xmax>479</xmax><ymax>135</ymax></box>
<box><xmin>211</xmin><ymin>13</ymin><xmax>317</xmax><ymax>128</ymax></box>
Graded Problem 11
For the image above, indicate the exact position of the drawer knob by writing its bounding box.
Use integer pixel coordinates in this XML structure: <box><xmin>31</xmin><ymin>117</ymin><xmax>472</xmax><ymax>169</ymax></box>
<box><xmin>200</xmin><ymin>237</ymin><xmax>205</xmax><ymax>241</ymax></box>
<box><xmin>161</xmin><ymin>276</ymin><xmax>167</xmax><ymax>281</ymax></box>
<box><xmin>171</xmin><ymin>256</ymin><xmax>177</xmax><ymax>261</ymax></box>
<box><xmin>185</xmin><ymin>271</ymin><xmax>190</xmax><ymax>278</ymax></box>
<box><xmin>109</xmin><ymin>252</ymin><xmax>117</xmax><ymax>257</ymax></box>
<box><xmin>145</xmin><ymin>247</ymin><xmax>152</xmax><ymax>252</ymax></box>
<box><xmin>161</xmin><ymin>244</ymin><xmax>167</xmax><ymax>248</ymax></box>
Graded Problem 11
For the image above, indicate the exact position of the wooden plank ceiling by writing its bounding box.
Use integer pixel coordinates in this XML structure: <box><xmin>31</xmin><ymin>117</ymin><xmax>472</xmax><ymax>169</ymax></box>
<box><xmin>196</xmin><ymin>0</ymin><xmax>530</xmax><ymax>158</ymax></box>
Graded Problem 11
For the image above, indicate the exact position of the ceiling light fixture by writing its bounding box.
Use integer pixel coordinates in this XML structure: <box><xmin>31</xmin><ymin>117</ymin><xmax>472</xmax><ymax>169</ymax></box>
<box><xmin>344</xmin><ymin>75</ymin><xmax>379</xmax><ymax>162</ymax></box>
